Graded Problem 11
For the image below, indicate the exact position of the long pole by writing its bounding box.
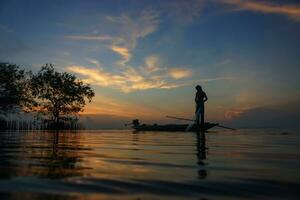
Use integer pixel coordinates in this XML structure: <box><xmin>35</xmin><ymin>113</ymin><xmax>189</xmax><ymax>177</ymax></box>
<box><xmin>166</xmin><ymin>115</ymin><xmax>194</xmax><ymax>122</ymax></box>
<box><xmin>166</xmin><ymin>115</ymin><xmax>236</xmax><ymax>130</ymax></box>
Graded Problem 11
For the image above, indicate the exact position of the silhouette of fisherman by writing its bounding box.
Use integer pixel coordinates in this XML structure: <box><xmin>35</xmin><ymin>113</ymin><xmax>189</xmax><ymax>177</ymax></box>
<box><xmin>195</xmin><ymin>85</ymin><xmax>208</xmax><ymax>126</ymax></box>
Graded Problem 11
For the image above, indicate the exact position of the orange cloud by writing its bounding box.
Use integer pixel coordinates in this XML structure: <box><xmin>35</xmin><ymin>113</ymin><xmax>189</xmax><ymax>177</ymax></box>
<box><xmin>110</xmin><ymin>45</ymin><xmax>132</xmax><ymax>66</ymax></box>
<box><xmin>144</xmin><ymin>55</ymin><xmax>162</xmax><ymax>73</ymax></box>
<box><xmin>67</xmin><ymin>65</ymin><xmax>186</xmax><ymax>93</ymax></box>
<box><xmin>67</xmin><ymin>58</ymin><xmax>234</xmax><ymax>94</ymax></box>
<box><xmin>219</xmin><ymin>0</ymin><xmax>300</xmax><ymax>22</ymax></box>
<box><xmin>66</xmin><ymin>9</ymin><xmax>160</xmax><ymax>65</ymax></box>
<box><xmin>168</xmin><ymin>68</ymin><xmax>192</xmax><ymax>79</ymax></box>
<box><xmin>225</xmin><ymin>109</ymin><xmax>244</xmax><ymax>120</ymax></box>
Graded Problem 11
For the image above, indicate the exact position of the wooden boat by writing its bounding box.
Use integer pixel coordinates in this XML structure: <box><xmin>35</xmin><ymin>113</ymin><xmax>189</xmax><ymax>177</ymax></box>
<box><xmin>132</xmin><ymin>122</ymin><xmax>218</xmax><ymax>132</ymax></box>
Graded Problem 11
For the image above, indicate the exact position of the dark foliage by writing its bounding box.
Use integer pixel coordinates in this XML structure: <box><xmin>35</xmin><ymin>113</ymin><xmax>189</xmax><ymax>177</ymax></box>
<box><xmin>29</xmin><ymin>64</ymin><xmax>95</xmax><ymax>126</ymax></box>
<box><xmin>0</xmin><ymin>63</ymin><xmax>31</xmax><ymax>115</ymax></box>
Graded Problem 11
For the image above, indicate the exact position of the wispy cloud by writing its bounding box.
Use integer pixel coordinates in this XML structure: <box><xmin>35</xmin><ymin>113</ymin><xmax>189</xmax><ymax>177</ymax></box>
<box><xmin>66</xmin><ymin>9</ymin><xmax>159</xmax><ymax>66</ymax></box>
<box><xmin>217</xmin><ymin>0</ymin><xmax>300</xmax><ymax>22</ymax></box>
<box><xmin>86</xmin><ymin>58</ymin><xmax>102</xmax><ymax>68</ymax></box>
<box><xmin>67</xmin><ymin>55</ymin><xmax>194</xmax><ymax>93</ymax></box>
<box><xmin>110</xmin><ymin>45</ymin><xmax>132</xmax><ymax>66</ymax></box>
<box><xmin>144</xmin><ymin>55</ymin><xmax>162</xmax><ymax>73</ymax></box>
<box><xmin>64</xmin><ymin>7</ymin><xmax>236</xmax><ymax>94</ymax></box>
<box><xmin>198</xmin><ymin>77</ymin><xmax>235</xmax><ymax>82</ymax></box>
<box><xmin>67</xmin><ymin>55</ymin><xmax>233</xmax><ymax>93</ymax></box>
<box><xmin>65</xmin><ymin>35</ymin><xmax>114</xmax><ymax>41</ymax></box>
<box><xmin>65</xmin><ymin>10</ymin><xmax>195</xmax><ymax>92</ymax></box>
<box><xmin>109</xmin><ymin>9</ymin><xmax>159</xmax><ymax>66</ymax></box>
<box><xmin>67</xmin><ymin>65</ymin><xmax>187</xmax><ymax>93</ymax></box>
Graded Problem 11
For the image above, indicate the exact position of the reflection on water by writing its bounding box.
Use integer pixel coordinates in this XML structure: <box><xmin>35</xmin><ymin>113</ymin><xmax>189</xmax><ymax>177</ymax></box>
<box><xmin>0</xmin><ymin>131</ymin><xmax>90</xmax><ymax>179</ymax></box>
<box><xmin>0</xmin><ymin>129</ymin><xmax>300</xmax><ymax>199</ymax></box>
<box><xmin>196</xmin><ymin>132</ymin><xmax>207</xmax><ymax>179</ymax></box>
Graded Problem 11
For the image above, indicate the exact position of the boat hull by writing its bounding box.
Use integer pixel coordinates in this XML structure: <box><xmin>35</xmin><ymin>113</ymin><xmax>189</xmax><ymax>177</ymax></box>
<box><xmin>133</xmin><ymin>123</ymin><xmax>218</xmax><ymax>132</ymax></box>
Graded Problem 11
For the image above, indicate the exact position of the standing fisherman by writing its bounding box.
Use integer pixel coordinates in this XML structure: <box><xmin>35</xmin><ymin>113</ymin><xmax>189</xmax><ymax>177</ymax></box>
<box><xmin>195</xmin><ymin>85</ymin><xmax>208</xmax><ymax>126</ymax></box>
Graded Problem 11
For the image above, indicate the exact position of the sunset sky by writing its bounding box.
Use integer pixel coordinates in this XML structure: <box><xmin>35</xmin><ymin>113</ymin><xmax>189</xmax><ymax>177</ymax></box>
<box><xmin>1</xmin><ymin>0</ymin><xmax>300</xmax><ymax>127</ymax></box>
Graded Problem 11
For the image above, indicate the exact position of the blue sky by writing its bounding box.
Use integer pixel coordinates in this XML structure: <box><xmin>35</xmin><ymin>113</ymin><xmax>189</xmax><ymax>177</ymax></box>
<box><xmin>1</xmin><ymin>0</ymin><xmax>300</xmax><ymax>126</ymax></box>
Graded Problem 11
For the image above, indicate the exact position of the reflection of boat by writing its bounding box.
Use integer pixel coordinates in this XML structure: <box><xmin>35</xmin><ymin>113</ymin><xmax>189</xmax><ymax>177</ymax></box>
<box><xmin>132</xmin><ymin>122</ymin><xmax>218</xmax><ymax>132</ymax></box>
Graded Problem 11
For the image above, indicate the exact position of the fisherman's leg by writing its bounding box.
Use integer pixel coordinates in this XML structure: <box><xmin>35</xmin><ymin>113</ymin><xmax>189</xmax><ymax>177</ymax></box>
<box><xmin>196</xmin><ymin>114</ymin><xmax>200</xmax><ymax>126</ymax></box>
<box><xmin>195</xmin><ymin>104</ymin><xmax>200</xmax><ymax>125</ymax></box>
<box><xmin>200</xmin><ymin>106</ymin><xmax>204</xmax><ymax>125</ymax></box>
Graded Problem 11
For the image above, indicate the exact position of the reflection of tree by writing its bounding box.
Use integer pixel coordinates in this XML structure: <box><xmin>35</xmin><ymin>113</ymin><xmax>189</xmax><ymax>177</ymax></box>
<box><xmin>0</xmin><ymin>132</ymin><xmax>22</xmax><ymax>179</ymax></box>
<box><xmin>40</xmin><ymin>131</ymin><xmax>86</xmax><ymax>178</ymax></box>
<box><xmin>0</xmin><ymin>131</ymin><xmax>92</xmax><ymax>179</ymax></box>
<box><xmin>34</xmin><ymin>131</ymin><xmax>93</xmax><ymax>179</ymax></box>
<box><xmin>196</xmin><ymin>131</ymin><xmax>207</xmax><ymax>179</ymax></box>
<box><xmin>1</xmin><ymin>192</ymin><xmax>83</xmax><ymax>200</ymax></box>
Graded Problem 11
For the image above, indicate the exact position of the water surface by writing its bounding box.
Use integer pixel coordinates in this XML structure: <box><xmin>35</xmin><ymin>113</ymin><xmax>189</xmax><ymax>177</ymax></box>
<box><xmin>0</xmin><ymin>129</ymin><xmax>299</xmax><ymax>199</ymax></box>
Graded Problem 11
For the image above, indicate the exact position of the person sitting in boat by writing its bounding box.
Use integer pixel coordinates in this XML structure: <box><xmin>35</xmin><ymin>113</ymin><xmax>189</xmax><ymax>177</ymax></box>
<box><xmin>195</xmin><ymin>85</ymin><xmax>208</xmax><ymax>126</ymax></box>
<box><xmin>132</xmin><ymin>119</ymin><xmax>140</xmax><ymax>127</ymax></box>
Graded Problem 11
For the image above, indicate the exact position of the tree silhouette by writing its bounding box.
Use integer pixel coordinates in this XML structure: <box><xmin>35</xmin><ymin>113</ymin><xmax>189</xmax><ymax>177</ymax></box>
<box><xmin>0</xmin><ymin>63</ymin><xmax>31</xmax><ymax>115</ymax></box>
<box><xmin>29</xmin><ymin>64</ymin><xmax>95</xmax><ymax>128</ymax></box>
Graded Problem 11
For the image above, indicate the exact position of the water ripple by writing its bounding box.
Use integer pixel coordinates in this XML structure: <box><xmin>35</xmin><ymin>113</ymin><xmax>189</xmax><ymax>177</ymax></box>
<box><xmin>0</xmin><ymin>129</ymin><xmax>299</xmax><ymax>199</ymax></box>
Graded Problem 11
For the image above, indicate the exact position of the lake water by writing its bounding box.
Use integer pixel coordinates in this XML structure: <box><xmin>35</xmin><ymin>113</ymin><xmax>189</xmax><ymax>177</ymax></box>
<box><xmin>0</xmin><ymin>129</ymin><xmax>299</xmax><ymax>199</ymax></box>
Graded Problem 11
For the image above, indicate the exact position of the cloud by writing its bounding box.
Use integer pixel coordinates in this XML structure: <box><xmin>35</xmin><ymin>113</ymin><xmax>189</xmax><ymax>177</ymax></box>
<box><xmin>87</xmin><ymin>58</ymin><xmax>102</xmax><ymax>68</ymax></box>
<box><xmin>66</xmin><ymin>9</ymin><xmax>160</xmax><ymax>65</ymax></box>
<box><xmin>144</xmin><ymin>56</ymin><xmax>192</xmax><ymax>79</ymax></box>
<box><xmin>198</xmin><ymin>76</ymin><xmax>235</xmax><ymax>82</ymax></box>
<box><xmin>67</xmin><ymin>50</ymin><xmax>238</xmax><ymax>94</ymax></box>
<box><xmin>110</xmin><ymin>45</ymin><xmax>132</xmax><ymax>65</ymax></box>
<box><xmin>64</xmin><ymin>8</ymin><xmax>234</xmax><ymax>94</ymax></box>
<box><xmin>65</xmin><ymin>9</ymin><xmax>199</xmax><ymax>93</ymax></box>
<box><xmin>67</xmin><ymin>64</ymin><xmax>186</xmax><ymax>93</ymax></box>
<box><xmin>125</xmin><ymin>9</ymin><xmax>160</xmax><ymax>38</ymax></box>
<box><xmin>67</xmin><ymin>56</ymin><xmax>234</xmax><ymax>94</ymax></box>
<box><xmin>225</xmin><ymin>109</ymin><xmax>244</xmax><ymax>120</ymax></box>
<box><xmin>66</xmin><ymin>55</ymin><xmax>194</xmax><ymax>93</ymax></box>
<box><xmin>67</xmin><ymin>65</ymin><xmax>116</xmax><ymax>86</ymax></box>
<box><xmin>65</xmin><ymin>35</ymin><xmax>114</xmax><ymax>41</ymax></box>
<box><xmin>217</xmin><ymin>0</ymin><xmax>300</xmax><ymax>22</ymax></box>
<box><xmin>168</xmin><ymin>68</ymin><xmax>192</xmax><ymax>79</ymax></box>
<box><xmin>144</xmin><ymin>55</ymin><xmax>162</xmax><ymax>73</ymax></box>
<box><xmin>121</xmin><ymin>67</ymin><xmax>144</xmax><ymax>83</ymax></box>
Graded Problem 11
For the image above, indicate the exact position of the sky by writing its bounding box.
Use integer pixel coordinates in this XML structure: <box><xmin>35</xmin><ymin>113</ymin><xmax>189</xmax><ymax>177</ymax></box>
<box><xmin>0</xmin><ymin>0</ymin><xmax>300</xmax><ymax>128</ymax></box>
